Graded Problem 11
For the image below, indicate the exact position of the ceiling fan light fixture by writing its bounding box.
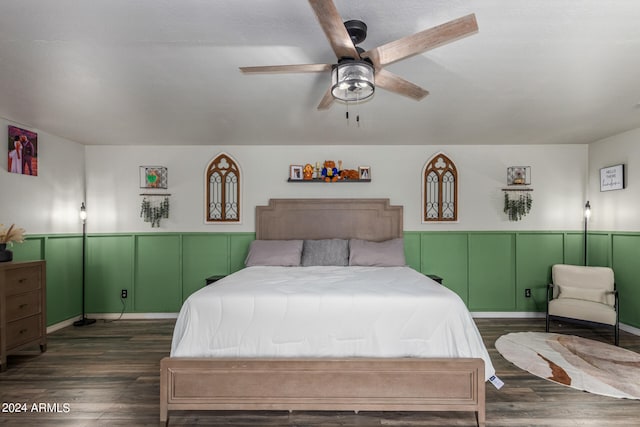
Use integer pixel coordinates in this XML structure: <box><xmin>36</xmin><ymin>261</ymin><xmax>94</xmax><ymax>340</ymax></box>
<box><xmin>331</xmin><ymin>60</ymin><xmax>375</xmax><ymax>102</ymax></box>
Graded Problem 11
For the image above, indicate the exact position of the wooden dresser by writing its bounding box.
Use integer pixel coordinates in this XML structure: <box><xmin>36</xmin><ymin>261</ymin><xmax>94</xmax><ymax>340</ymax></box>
<box><xmin>0</xmin><ymin>260</ymin><xmax>46</xmax><ymax>371</ymax></box>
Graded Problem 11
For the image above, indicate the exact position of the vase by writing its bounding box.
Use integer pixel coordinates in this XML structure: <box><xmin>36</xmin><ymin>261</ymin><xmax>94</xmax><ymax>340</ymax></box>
<box><xmin>0</xmin><ymin>243</ymin><xmax>13</xmax><ymax>262</ymax></box>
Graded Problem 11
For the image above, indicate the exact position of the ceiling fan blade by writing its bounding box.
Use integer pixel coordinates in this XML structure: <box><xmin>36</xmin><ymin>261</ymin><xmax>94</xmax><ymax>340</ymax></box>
<box><xmin>362</xmin><ymin>13</ymin><xmax>478</xmax><ymax>67</ymax></box>
<box><xmin>375</xmin><ymin>69</ymin><xmax>429</xmax><ymax>101</ymax></box>
<box><xmin>308</xmin><ymin>0</ymin><xmax>359</xmax><ymax>60</ymax></box>
<box><xmin>240</xmin><ymin>64</ymin><xmax>332</xmax><ymax>74</ymax></box>
<box><xmin>317</xmin><ymin>87</ymin><xmax>335</xmax><ymax>110</ymax></box>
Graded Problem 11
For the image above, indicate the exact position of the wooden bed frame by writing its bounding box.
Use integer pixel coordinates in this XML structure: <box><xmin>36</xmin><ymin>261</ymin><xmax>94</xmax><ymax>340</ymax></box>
<box><xmin>160</xmin><ymin>199</ymin><xmax>485</xmax><ymax>426</ymax></box>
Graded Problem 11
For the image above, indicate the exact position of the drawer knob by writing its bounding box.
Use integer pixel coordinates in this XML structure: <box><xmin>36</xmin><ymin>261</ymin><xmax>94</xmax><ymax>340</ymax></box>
<box><xmin>19</xmin><ymin>303</ymin><xmax>28</xmax><ymax>309</ymax></box>
<box><xmin>20</xmin><ymin>329</ymin><xmax>27</xmax><ymax>334</ymax></box>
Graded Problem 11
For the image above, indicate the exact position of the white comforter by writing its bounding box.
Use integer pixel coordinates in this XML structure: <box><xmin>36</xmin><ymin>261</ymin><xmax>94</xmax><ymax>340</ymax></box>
<box><xmin>171</xmin><ymin>266</ymin><xmax>495</xmax><ymax>380</ymax></box>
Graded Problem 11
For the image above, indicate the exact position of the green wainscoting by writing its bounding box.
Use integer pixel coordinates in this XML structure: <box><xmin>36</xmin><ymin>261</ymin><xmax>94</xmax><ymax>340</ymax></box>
<box><xmin>420</xmin><ymin>233</ymin><xmax>469</xmax><ymax>303</ymax></box>
<box><xmin>11</xmin><ymin>238</ymin><xmax>45</xmax><ymax>262</ymax></box>
<box><xmin>84</xmin><ymin>233</ymin><xmax>254</xmax><ymax>315</ymax></box>
<box><xmin>45</xmin><ymin>236</ymin><xmax>83</xmax><ymax>325</ymax></box>
<box><xmin>515</xmin><ymin>233</ymin><xmax>565</xmax><ymax>311</ymax></box>
<box><xmin>402</xmin><ymin>233</ymin><xmax>421</xmax><ymax>271</ymax></box>
<box><xmin>10</xmin><ymin>230</ymin><xmax>640</xmax><ymax>329</ymax></box>
<box><xmin>564</xmin><ymin>233</ymin><xmax>585</xmax><ymax>268</ymax></box>
<box><xmin>11</xmin><ymin>235</ymin><xmax>83</xmax><ymax>325</ymax></box>
<box><xmin>611</xmin><ymin>234</ymin><xmax>640</xmax><ymax>328</ymax></box>
<box><xmin>86</xmin><ymin>235</ymin><xmax>134</xmax><ymax>314</ymax></box>
<box><xmin>182</xmin><ymin>234</ymin><xmax>229</xmax><ymax>301</ymax></box>
<box><xmin>588</xmin><ymin>232</ymin><xmax>612</xmax><ymax>267</ymax></box>
<box><xmin>135</xmin><ymin>235</ymin><xmax>182</xmax><ymax>312</ymax></box>
<box><xmin>418</xmin><ymin>231</ymin><xmax>583</xmax><ymax>312</ymax></box>
<box><xmin>230</xmin><ymin>234</ymin><xmax>256</xmax><ymax>273</ymax></box>
<box><xmin>469</xmin><ymin>233</ymin><xmax>516</xmax><ymax>311</ymax></box>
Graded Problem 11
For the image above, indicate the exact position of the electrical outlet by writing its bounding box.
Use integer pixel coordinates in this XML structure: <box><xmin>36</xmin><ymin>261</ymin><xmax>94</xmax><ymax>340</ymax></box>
<box><xmin>121</xmin><ymin>289</ymin><xmax>128</xmax><ymax>299</ymax></box>
<box><xmin>525</xmin><ymin>288</ymin><xmax>531</xmax><ymax>298</ymax></box>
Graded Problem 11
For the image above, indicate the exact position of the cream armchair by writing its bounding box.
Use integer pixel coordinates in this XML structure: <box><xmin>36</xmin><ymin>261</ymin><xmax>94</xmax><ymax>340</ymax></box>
<box><xmin>546</xmin><ymin>264</ymin><xmax>619</xmax><ymax>345</ymax></box>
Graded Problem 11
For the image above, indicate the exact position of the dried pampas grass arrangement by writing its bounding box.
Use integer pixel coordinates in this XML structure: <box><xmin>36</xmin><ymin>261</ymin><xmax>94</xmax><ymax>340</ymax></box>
<box><xmin>0</xmin><ymin>224</ymin><xmax>26</xmax><ymax>244</ymax></box>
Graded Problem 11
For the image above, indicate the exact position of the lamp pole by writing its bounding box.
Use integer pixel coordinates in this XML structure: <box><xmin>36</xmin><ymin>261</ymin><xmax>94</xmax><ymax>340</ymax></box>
<box><xmin>583</xmin><ymin>201</ymin><xmax>591</xmax><ymax>266</ymax></box>
<box><xmin>74</xmin><ymin>203</ymin><xmax>95</xmax><ymax>326</ymax></box>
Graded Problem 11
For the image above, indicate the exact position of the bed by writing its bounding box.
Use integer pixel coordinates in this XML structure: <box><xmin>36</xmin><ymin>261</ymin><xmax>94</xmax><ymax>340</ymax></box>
<box><xmin>160</xmin><ymin>198</ymin><xmax>494</xmax><ymax>426</ymax></box>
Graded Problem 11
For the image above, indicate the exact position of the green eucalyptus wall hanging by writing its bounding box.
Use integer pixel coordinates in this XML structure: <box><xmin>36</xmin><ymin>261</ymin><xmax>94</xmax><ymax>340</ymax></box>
<box><xmin>140</xmin><ymin>195</ymin><xmax>170</xmax><ymax>227</ymax></box>
<box><xmin>503</xmin><ymin>190</ymin><xmax>532</xmax><ymax>221</ymax></box>
<box><xmin>503</xmin><ymin>166</ymin><xmax>533</xmax><ymax>221</ymax></box>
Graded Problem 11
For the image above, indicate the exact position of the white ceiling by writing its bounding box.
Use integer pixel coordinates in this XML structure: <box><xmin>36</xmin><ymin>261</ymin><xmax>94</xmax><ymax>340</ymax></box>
<box><xmin>1</xmin><ymin>0</ymin><xmax>639</xmax><ymax>146</ymax></box>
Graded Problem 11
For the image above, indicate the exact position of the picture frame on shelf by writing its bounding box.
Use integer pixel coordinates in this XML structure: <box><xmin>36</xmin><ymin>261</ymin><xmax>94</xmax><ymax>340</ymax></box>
<box><xmin>290</xmin><ymin>165</ymin><xmax>303</xmax><ymax>180</ymax></box>
<box><xmin>358</xmin><ymin>166</ymin><xmax>371</xmax><ymax>180</ymax></box>
<box><xmin>507</xmin><ymin>166</ymin><xmax>530</xmax><ymax>185</ymax></box>
<box><xmin>600</xmin><ymin>164</ymin><xmax>625</xmax><ymax>191</ymax></box>
<box><xmin>139</xmin><ymin>166</ymin><xmax>168</xmax><ymax>189</ymax></box>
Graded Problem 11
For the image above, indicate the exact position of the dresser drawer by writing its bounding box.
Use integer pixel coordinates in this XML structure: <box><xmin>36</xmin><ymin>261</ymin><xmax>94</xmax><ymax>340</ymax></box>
<box><xmin>6</xmin><ymin>291</ymin><xmax>41</xmax><ymax>322</ymax></box>
<box><xmin>5</xmin><ymin>266</ymin><xmax>42</xmax><ymax>295</ymax></box>
<box><xmin>7</xmin><ymin>315</ymin><xmax>43</xmax><ymax>349</ymax></box>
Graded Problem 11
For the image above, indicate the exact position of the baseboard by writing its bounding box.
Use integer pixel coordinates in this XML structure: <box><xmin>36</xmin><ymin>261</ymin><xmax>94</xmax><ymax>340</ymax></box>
<box><xmin>87</xmin><ymin>312</ymin><xmax>179</xmax><ymax>320</ymax></box>
<box><xmin>48</xmin><ymin>312</ymin><xmax>639</xmax><ymax>336</ymax></box>
<box><xmin>471</xmin><ymin>311</ymin><xmax>545</xmax><ymax>318</ymax></box>
<box><xmin>471</xmin><ymin>311</ymin><xmax>640</xmax><ymax>336</ymax></box>
<box><xmin>46</xmin><ymin>318</ymin><xmax>77</xmax><ymax>333</ymax></box>
<box><xmin>46</xmin><ymin>313</ymin><xmax>178</xmax><ymax>332</ymax></box>
<box><xmin>620</xmin><ymin>323</ymin><xmax>640</xmax><ymax>336</ymax></box>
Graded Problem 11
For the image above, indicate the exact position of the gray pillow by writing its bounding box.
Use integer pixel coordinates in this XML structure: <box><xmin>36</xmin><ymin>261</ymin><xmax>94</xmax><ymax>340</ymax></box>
<box><xmin>349</xmin><ymin>238</ymin><xmax>406</xmax><ymax>267</ymax></box>
<box><xmin>245</xmin><ymin>240</ymin><xmax>303</xmax><ymax>267</ymax></box>
<box><xmin>301</xmin><ymin>239</ymin><xmax>349</xmax><ymax>266</ymax></box>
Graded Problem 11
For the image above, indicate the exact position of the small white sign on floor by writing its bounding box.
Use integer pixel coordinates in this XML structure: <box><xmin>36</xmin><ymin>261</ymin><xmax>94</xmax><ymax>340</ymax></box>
<box><xmin>489</xmin><ymin>375</ymin><xmax>504</xmax><ymax>389</ymax></box>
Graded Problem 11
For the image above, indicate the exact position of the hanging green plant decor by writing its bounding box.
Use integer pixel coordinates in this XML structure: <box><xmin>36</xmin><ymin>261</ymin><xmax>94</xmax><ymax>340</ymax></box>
<box><xmin>503</xmin><ymin>191</ymin><xmax>532</xmax><ymax>221</ymax></box>
<box><xmin>140</xmin><ymin>196</ymin><xmax>170</xmax><ymax>227</ymax></box>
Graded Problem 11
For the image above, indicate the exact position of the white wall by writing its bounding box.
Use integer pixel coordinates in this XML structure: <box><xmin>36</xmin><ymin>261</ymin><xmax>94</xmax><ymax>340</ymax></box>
<box><xmin>85</xmin><ymin>144</ymin><xmax>587</xmax><ymax>233</ymax></box>
<box><xmin>588</xmin><ymin>128</ymin><xmax>640</xmax><ymax>232</ymax></box>
<box><xmin>1</xmin><ymin>119</ymin><xmax>85</xmax><ymax>235</ymax></box>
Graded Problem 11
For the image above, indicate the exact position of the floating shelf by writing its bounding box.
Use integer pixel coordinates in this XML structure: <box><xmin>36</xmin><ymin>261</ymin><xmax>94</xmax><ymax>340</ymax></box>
<box><xmin>287</xmin><ymin>178</ymin><xmax>371</xmax><ymax>183</ymax></box>
<box><xmin>501</xmin><ymin>187</ymin><xmax>533</xmax><ymax>192</ymax></box>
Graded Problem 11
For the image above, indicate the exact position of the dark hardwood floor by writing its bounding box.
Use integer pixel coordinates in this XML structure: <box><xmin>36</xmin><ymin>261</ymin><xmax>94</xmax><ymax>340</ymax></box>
<box><xmin>1</xmin><ymin>318</ymin><xmax>638</xmax><ymax>426</ymax></box>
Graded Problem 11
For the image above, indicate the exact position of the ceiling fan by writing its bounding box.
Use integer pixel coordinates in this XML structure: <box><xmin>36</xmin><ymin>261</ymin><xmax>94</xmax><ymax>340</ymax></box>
<box><xmin>240</xmin><ymin>0</ymin><xmax>478</xmax><ymax>110</ymax></box>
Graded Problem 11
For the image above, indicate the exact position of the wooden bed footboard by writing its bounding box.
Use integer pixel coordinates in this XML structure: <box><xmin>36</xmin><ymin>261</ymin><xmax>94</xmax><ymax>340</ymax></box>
<box><xmin>160</xmin><ymin>357</ymin><xmax>485</xmax><ymax>426</ymax></box>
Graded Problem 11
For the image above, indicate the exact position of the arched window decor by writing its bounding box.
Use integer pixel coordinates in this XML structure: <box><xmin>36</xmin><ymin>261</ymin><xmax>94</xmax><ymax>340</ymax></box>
<box><xmin>205</xmin><ymin>153</ymin><xmax>240</xmax><ymax>223</ymax></box>
<box><xmin>422</xmin><ymin>153</ymin><xmax>458</xmax><ymax>222</ymax></box>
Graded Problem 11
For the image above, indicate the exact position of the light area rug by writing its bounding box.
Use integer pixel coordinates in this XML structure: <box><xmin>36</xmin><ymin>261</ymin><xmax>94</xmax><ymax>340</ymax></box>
<box><xmin>495</xmin><ymin>332</ymin><xmax>640</xmax><ymax>399</ymax></box>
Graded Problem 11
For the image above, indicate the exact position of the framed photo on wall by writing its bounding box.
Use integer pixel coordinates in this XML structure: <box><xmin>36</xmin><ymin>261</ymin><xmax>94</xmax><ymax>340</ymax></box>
<box><xmin>600</xmin><ymin>164</ymin><xmax>625</xmax><ymax>191</ymax></box>
<box><xmin>8</xmin><ymin>125</ymin><xmax>38</xmax><ymax>176</ymax></box>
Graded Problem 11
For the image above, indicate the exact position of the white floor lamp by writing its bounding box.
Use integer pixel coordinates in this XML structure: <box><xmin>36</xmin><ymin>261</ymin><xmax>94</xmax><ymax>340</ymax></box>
<box><xmin>74</xmin><ymin>202</ymin><xmax>96</xmax><ymax>327</ymax></box>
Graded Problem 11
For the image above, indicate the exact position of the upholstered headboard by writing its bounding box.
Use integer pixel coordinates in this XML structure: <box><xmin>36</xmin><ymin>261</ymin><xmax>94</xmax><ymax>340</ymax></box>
<box><xmin>255</xmin><ymin>199</ymin><xmax>403</xmax><ymax>241</ymax></box>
